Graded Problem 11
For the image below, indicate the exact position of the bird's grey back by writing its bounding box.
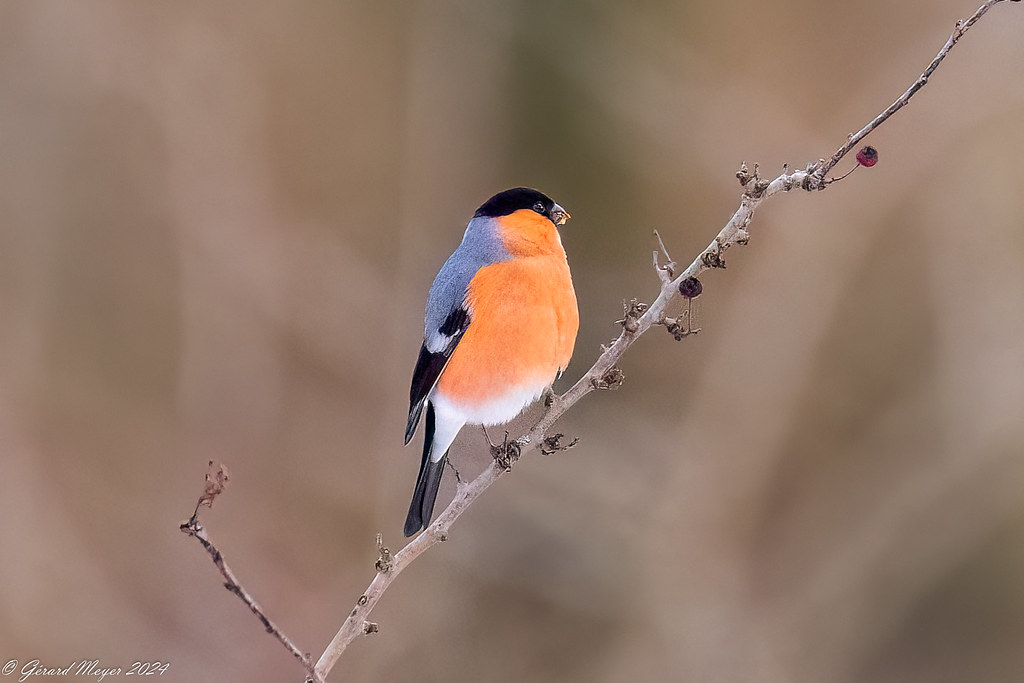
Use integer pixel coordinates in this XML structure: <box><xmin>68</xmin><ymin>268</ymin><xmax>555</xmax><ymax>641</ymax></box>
<box><xmin>424</xmin><ymin>216</ymin><xmax>511</xmax><ymax>348</ymax></box>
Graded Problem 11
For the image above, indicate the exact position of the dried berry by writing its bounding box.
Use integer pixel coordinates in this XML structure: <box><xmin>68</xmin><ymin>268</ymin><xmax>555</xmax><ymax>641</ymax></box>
<box><xmin>678</xmin><ymin>276</ymin><xmax>703</xmax><ymax>299</ymax></box>
<box><xmin>856</xmin><ymin>146</ymin><xmax>878</xmax><ymax>167</ymax></box>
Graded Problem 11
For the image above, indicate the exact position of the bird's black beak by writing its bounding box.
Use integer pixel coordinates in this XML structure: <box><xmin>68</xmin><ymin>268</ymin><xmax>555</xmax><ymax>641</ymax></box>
<box><xmin>550</xmin><ymin>203</ymin><xmax>570</xmax><ymax>226</ymax></box>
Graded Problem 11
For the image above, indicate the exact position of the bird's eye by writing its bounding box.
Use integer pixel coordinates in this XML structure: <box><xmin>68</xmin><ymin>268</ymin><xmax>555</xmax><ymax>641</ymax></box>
<box><xmin>532</xmin><ymin>201</ymin><xmax>546</xmax><ymax>215</ymax></box>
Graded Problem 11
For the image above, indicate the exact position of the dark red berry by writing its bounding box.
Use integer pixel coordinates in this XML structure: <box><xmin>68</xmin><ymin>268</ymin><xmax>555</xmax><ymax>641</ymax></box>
<box><xmin>856</xmin><ymin>146</ymin><xmax>878</xmax><ymax>167</ymax></box>
<box><xmin>678</xmin><ymin>276</ymin><xmax>703</xmax><ymax>299</ymax></box>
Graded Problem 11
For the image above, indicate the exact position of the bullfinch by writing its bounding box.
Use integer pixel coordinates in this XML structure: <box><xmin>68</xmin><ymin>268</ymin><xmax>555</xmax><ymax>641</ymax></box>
<box><xmin>403</xmin><ymin>187</ymin><xmax>578</xmax><ymax>536</ymax></box>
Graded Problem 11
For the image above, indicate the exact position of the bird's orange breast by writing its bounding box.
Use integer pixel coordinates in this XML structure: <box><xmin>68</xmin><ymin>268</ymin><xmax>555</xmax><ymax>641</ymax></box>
<box><xmin>436</xmin><ymin>210</ymin><xmax>578</xmax><ymax>409</ymax></box>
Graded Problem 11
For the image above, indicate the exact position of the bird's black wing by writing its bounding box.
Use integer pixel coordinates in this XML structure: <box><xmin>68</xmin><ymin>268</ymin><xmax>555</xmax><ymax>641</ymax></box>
<box><xmin>404</xmin><ymin>306</ymin><xmax>470</xmax><ymax>444</ymax></box>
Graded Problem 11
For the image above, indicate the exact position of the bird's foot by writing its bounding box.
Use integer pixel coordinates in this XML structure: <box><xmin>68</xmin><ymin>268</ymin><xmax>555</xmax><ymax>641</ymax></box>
<box><xmin>542</xmin><ymin>387</ymin><xmax>556</xmax><ymax>408</ymax></box>
<box><xmin>489</xmin><ymin>431</ymin><xmax>521</xmax><ymax>472</ymax></box>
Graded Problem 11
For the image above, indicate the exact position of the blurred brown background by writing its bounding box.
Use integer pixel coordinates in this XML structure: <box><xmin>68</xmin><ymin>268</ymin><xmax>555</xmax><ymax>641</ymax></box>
<box><xmin>2</xmin><ymin>1</ymin><xmax>1024</xmax><ymax>681</ymax></box>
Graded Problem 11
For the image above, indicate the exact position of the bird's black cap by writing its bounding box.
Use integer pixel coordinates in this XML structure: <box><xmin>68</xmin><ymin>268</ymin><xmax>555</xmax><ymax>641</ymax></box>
<box><xmin>474</xmin><ymin>187</ymin><xmax>557</xmax><ymax>220</ymax></box>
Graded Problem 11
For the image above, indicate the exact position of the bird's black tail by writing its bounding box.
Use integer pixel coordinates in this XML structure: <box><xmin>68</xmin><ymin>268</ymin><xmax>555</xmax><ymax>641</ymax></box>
<box><xmin>404</xmin><ymin>403</ymin><xmax>447</xmax><ymax>537</ymax></box>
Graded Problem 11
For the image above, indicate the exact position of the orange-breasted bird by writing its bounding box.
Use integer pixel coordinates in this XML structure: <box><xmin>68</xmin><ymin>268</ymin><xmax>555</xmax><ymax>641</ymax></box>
<box><xmin>404</xmin><ymin>187</ymin><xmax>578</xmax><ymax>536</ymax></box>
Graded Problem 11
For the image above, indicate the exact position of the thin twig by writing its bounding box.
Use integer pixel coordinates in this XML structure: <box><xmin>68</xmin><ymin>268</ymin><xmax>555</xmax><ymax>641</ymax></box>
<box><xmin>309</xmin><ymin>467</ymin><xmax>501</xmax><ymax>680</ymax></box>
<box><xmin>653</xmin><ymin>229</ymin><xmax>676</xmax><ymax>282</ymax></box>
<box><xmin>309</xmin><ymin>2</ymin><xmax>1017</xmax><ymax>678</ymax></box>
<box><xmin>179</xmin><ymin>467</ymin><xmax>324</xmax><ymax>683</ymax></box>
<box><xmin>810</xmin><ymin>0</ymin><xmax>1011</xmax><ymax>186</ymax></box>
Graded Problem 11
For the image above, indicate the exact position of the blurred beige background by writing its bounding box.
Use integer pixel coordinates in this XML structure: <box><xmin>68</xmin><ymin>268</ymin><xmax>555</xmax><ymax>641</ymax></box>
<box><xmin>2</xmin><ymin>1</ymin><xmax>1024</xmax><ymax>681</ymax></box>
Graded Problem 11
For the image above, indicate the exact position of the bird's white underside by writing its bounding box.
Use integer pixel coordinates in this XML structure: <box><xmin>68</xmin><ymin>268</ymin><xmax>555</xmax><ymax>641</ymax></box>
<box><xmin>426</xmin><ymin>380</ymin><xmax>552</xmax><ymax>463</ymax></box>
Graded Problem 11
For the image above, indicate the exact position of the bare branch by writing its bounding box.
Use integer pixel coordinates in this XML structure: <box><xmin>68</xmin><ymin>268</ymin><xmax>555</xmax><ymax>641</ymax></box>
<box><xmin>311</xmin><ymin>469</ymin><xmax>502</xmax><ymax>679</ymax></box>
<box><xmin>179</xmin><ymin>468</ymin><xmax>323</xmax><ymax>683</ymax></box>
